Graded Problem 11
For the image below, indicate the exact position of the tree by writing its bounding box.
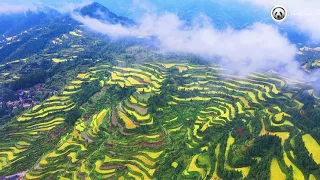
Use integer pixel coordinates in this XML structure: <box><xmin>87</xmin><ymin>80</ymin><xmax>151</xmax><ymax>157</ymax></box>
<box><xmin>65</xmin><ymin>108</ymin><xmax>81</xmax><ymax>125</ymax></box>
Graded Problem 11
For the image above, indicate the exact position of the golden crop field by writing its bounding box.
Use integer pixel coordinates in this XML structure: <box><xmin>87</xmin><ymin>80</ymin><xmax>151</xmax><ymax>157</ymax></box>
<box><xmin>270</xmin><ymin>158</ymin><xmax>286</xmax><ymax>180</ymax></box>
<box><xmin>119</xmin><ymin>111</ymin><xmax>137</xmax><ymax>129</ymax></box>
<box><xmin>302</xmin><ymin>134</ymin><xmax>320</xmax><ymax>164</ymax></box>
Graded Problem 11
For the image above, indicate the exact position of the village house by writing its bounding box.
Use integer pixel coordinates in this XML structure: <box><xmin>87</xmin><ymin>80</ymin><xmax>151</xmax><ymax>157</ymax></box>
<box><xmin>6</xmin><ymin>101</ymin><xmax>20</xmax><ymax>107</ymax></box>
<box><xmin>23</xmin><ymin>103</ymin><xmax>31</xmax><ymax>109</ymax></box>
<box><xmin>34</xmin><ymin>83</ymin><xmax>44</xmax><ymax>89</ymax></box>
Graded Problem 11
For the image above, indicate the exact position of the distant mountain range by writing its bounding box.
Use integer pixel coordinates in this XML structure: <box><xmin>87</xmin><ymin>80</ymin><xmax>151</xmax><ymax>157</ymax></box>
<box><xmin>0</xmin><ymin>9</ymin><xmax>60</xmax><ymax>38</ymax></box>
<box><xmin>0</xmin><ymin>2</ymin><xmax>135</xmax><ymax>62</ymax></box>
<box><xmin>0</xmin><ymin>2</ymin><xmax>134</xmax><ymax>40</ymax></box>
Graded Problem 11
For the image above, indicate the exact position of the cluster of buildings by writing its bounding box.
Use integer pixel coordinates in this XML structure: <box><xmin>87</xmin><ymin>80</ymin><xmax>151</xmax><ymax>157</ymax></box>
<box><xmin>0</xmin><ymin>84</ymin><xmax>57</xmax><ymax>110</ymax></box>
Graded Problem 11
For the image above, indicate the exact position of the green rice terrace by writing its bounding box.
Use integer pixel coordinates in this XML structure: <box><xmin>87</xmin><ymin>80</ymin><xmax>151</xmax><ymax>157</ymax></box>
<box><xmin>0</xmin><ymin>62</ymin><xmax>320</xmax><ymax>179</ymax></box>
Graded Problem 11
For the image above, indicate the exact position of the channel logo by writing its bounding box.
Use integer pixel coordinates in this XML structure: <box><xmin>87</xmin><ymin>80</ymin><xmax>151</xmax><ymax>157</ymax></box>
<box><xmin>271</xmin><ymin>5</ymin><xmax>287</xmax><ymax>22</ymax></box>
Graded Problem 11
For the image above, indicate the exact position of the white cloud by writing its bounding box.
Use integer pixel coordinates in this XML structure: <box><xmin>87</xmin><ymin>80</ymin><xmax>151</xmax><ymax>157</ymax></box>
<box><xmin>0</xmin><ymin>3</ymin><xmax>36</xmax><ymax>14</ymax></box>
<box><xmin>53</xmin><ymin>0</ymin><xmax>93</xmax><ymax>13</ymax></box>
<box><xmin>238</xmin><ymin>0</ymin><xmax>320</xmax><ymax>42</ymax></box>
<box><xmin>131</xmin><ymin>0</ymin><xmax>157</xmax><ymax>14</ymax></box>
<box><xmin>72</xmin><ymin>14</ymin><xmax>133</xmax><ymax>38</ymax></box>
<box><xmin>73</xmin><ymin>12</ymin><xmax>304</xmax><ymax>78</ymax></box>
<box><xmin>0</xmin><ymin>0</ymin><xmax>93</xmax><ymax>14</ymax></box>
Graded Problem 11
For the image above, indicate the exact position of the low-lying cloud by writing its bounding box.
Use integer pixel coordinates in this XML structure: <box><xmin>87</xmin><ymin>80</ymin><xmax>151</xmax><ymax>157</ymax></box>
<box><xmin>0</xmin><ymin>1</ymin><xmax>92</xmax><ymax>15</ymax></box>
<box><xmin>53</xmin><ymin>0</ymin><xmax>93</xmax><ymax>13</ymax></box>
<box><xmin>0</xmin><ymin>3</ymin><xmax>36</xmax><ymax>14</ymax></box>
<box><xmin>73</xmin><ymin>12</ymin><xmax>305</xmax><ymax>78</ymax></box>
<box><xmin>72</xmin><ymin>14</ymin><xmax>133</xmax><ymax>38</ymax></box>
<box><xmin>238</xmin><ymin>0</ymin><xmax>320</xmax><ymax>43</ymax></box>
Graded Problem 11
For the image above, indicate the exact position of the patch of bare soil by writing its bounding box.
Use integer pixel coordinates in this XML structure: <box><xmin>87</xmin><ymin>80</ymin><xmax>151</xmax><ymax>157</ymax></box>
<box><xmin>81</xmin><ymin>132</ymin><xmax>93</xmax><ymax>143</ymax></box>
<box><xmin>48</xmin><ymin>126</ymin><xmax>67</xmax><ymax>139</ymax></box>
<box><xmin>125</xmin><ymin>101</ymin><xmax>148</xmax><ymax>115</ymax></box>
<box><xmin>112</xmin><ymin>106</ymin><xmax>133</xmax><ymax>135</ymax></box>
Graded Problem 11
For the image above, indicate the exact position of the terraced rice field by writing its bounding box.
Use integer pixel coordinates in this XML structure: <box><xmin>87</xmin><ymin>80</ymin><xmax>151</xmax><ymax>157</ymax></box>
<box><xmin>52</xmin><ymin>58</ymin><xmax>67</xmax><ymax>63</ymax></box>
<box><xmin>0</xmin><ymin>62</ymin><xmax>320</xmax><ymax>179</ymax></box>
<box><xmin>69</xmin><ymin>30</ymin><xmax>82</xmax><ymax>37</ymax></box>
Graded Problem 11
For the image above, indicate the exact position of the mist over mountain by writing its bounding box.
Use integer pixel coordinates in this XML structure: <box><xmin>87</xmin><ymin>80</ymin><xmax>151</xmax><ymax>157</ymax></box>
<box><xmin>0</xmin><ymin>8</ymin><xmax>60</xmax><ymax>38</ymax></box>
<box><xmin>0</xmin><ymin>2</ymin><xmax>135</xmax><ymax>40</ymax></box>
<box><xmin>0</xmin><ymin>2</ymin><xmax>136</xmax><ymax>63</ymax></box>
<box><xmin>76</xmin><ymin>2</ymin><xmax>135</xmax><ymax>26</ymax></box>
<box><xmin>0</xmin><ymin>2</ymin><xmax>318</xmax><ymax>78</ymax></box>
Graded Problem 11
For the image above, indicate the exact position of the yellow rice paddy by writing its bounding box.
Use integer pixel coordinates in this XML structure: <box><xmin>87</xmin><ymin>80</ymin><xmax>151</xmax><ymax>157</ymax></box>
<box><xmin>188</xmin><ymin>154</ymin><xmax>206</xmax><ymax>179</ymax></box>
<box><xmin>270</xmin><ymin>158</ymin><xmax>286</xmax><ymax>180</ymax></box>
<box><xmin>52</xmin><ymin>58</ymin><xmax>67</xmax><ymax>63</ymax></box>
<box><xmin>302</xmin><ymin>134</ymin><xmax>320</xmax><ymax>164</ymax></box>
<box><xmin>119</xmin><ymin>111</ymin><xmax>137</xmax><ymax>129</ymax></box>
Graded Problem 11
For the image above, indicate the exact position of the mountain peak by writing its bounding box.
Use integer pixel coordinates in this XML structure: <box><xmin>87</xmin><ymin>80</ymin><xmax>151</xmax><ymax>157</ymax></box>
<box><xmin>81</xmin><ymin>2</ymin><xmax>110</xmax><ymax>12</ymax></box>
<box><xmin>33</xmin><ymin>6</ymin><xmax>61</xmax><ymax>17</ymax></box>
<box><xmin>88</xmin><ymin>2</ymin><xmax>108</xmax><ymax>9</ymax></box>
<box><xmin>77</xmin><ymin>2</ymin><xmax>134</xmax><ymax>26</ymax></box>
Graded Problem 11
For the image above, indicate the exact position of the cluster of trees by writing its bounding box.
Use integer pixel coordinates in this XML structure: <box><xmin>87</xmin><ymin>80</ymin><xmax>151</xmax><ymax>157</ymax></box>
<box><xmin>217</xmin><ymin>135</ymin><xmax>243</xmax><ymax>179</ymax></box>
<box><xmin>244</xmin><ymin>135</ymin><xmax>291</xmax><ymax>179</ymax></box>
<box><xmin>0</xmin><ymin>34</ymin><xmax>33</xmax><ymax>62</ymax></box>
<box><xmin>10</xmin><ymin>59</ymin><xmax>64</xmax><ymax>91</ymax></box>
<box><xmin>4</xmin><ymin>20</ymin><xmax>74</xmax><ymax>61</ymax></box>
<box><xmin>64</xmin><ymin>107</ymin><xmax>82</xmax><ymax>125</ymax></box>
<box><xmin>148</xmin><ymin>93</ymin><xmax>172</xmax><ymax>114</ymax></box>
<box><xmin>148</xmin><ymin>79</ymin><xmax>176</xmax><ymax>114</ymax></box>
<box><xmin>311</xmin><ymin>127</ymin><xmax>320</xmax><ymax>145</ymax></box>
<box><xmin>72</xmin><ymin>81</ymin><xmax>101</xmax><ymax>104</ymax></box>
<box><xmin>153</xmin><ymin>146</ymin><xmax>186</xmax><ymax>179</ymax></box>
<box><xmin>228</xmin><ymin>146</ymin><xmax>255</xmax><ymax>168</ymax></box>
<box><xmin>288</xmin><ymin>91</ymin><xmax>320</xmax><ymax>145</ymax></box>
<box><xmin>293</xmin><ymin>135</ymin><xmax>319</xmax><ymax>174</ymax></box>
<box><xmin>10</xmin><ymin>55</ymin><xmax>97</xmax><ymax>91</ymax></box>
<box><xmin>225</xmin><ymin>134</ymin><xmax>292</xmax><ymax>179</ymax></box>
<box><xmin>10</xmin><ymin>70</ymin><xmax>48</xmax><ymax>90</ymax></box>
<box><xmin>179</xmin><ymin>89</ymin><xmax>202</xmax><ymax>99</ymax></box>
<box><xmin>187</xmin><ymin>55</ymin><xmax>209</xmax><ymax>65</ymax></box>
<box><xmin>0</xmin><ymin>89</ymin><xmax>17</xmax><ymax>101</ymax></box>
<box><xmin>108</xmin><ymin>85</ymin><xmax>135</xmax><ymax>102</ymax></box>
<box><xmin>0</xmin><ymin>107</ymin><xmax>14</xmax><ymax>126</ymax></box>
<box><xmin>227</xmin><ymin>121</ymin><xmax>256</xmax><ymax>168</ymax></box>
<box><xmin>246</xmin><ymin>135</ymin><xmax>282</xmax><ymax>158</ymax></box>
<box><xmin>246</xmin><ymin>155</ymin><xmax>273</xmax><ymax>180</ymax></box>
<box><xmin>10</xmin><ymin>38</ymin><xmax>48</xmax><ymax>60</ymax></box>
